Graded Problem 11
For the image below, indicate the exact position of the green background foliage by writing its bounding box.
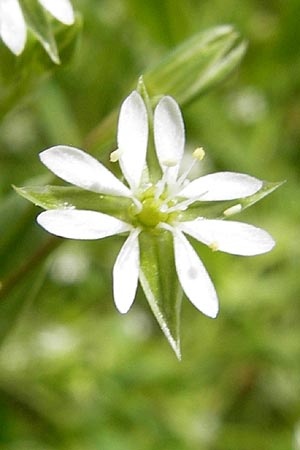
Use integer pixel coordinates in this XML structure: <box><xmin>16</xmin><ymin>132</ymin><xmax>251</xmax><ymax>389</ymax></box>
<box><xmin>0</xmin><ymin>0</ymin><xmax>299</xmax><ymax>449</ymax></box>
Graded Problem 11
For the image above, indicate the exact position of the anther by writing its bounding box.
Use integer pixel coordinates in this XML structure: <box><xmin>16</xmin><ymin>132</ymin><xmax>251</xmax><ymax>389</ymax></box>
<box><xmin>177</xmin><ymin>147</ymin><xmax>205</xmax><ymax>188</ymax></box>
<box><xmin>209</xmin><ymin>241</ymin><xmax>219</xmax><ymax>252</ymax></box>
<box><xmin>162</xmin><ymin>158</ymin><xmax>178</xmax><ymax>168</ymax></box>
<box><xmin>110</xmin><ymin>149</ymin><xmax>122</xmax><ymax>162</ymax></box>
<box><xmin>159</xmin><ymin>204</ymin><xmax>168</xmax><ymax>213</ymax></box>
<box><xmin>223</xmin><ymin>204</ymin><xmax>242</xmax><ymax>217</ymax></box>
<box><xmin>192</xmin><ymin>147</ymin><xmax>205</xmax><ymax>161</ymax></box>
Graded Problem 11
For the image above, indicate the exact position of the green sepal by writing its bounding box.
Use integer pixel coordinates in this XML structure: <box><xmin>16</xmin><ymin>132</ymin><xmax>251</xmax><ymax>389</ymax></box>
<box><xmin>14</xmin><ymin>185</ymin><xmax>132</xmax><ymax>222</ymax></box>
<box><xmin>20</xmin><ymin>0</ymin><xmax>60</xmax><ymax>63</ymax></box>
<box><xmin>139</xmin><ymin>230</ymin><xmax>182</xmax><ymax>359</ymax></box>
<box><xmin>238</xmin><ymin>180</ymin><xmax>285</xmax><ymax>213</ymax></box>
<box><xmin>181</xmin><ymin>180</ymin><xmax>284</xmax><ymax>221</ymax></box>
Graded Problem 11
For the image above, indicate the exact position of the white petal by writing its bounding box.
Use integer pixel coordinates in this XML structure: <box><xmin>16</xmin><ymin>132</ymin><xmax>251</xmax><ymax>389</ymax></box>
<box><xmin>154</xmin><ymin>96</ymin><xmax>185</xmax><ymax>183</ymax></box>
<box><xmin>38</xmin><ymin>0</ymin><xmax>74</xmax><ymax>25</ymax></box>
<box><xmin>117</xmin><ymin>91</ymin><xmax>148</xmax><ymax>191</ymax></box>
<box><xmin>180</xmin><ymin>219</ymin><xmax>275</xmax><ymax>256</ymax></box>
<box><xmin>0</xmin><ymin>0</ymin><xmax>26</xmax><ymax>55</ymax></box>
<box><xmin>40</xmin><ymin>146</ymin><xmax>131</xmax><ymax>197</ymax></box>
<box><xmin>173</xmin><ymin>230</ymin><xmax>219</xmax><ymax>318</ymax></box>
<box><xmin>179</xmin><ymin>172</ymin><xmax>262</xmax><ymax>200</ymax></box>
<box><xmin>37</xmin><ymin>209</ymin><xmax>132</xmax><ymax>239</ymax></box>
<box><xmin>113</xmin><ymin>229</ymin><xmax>140</xmax><ymax>314</ymax></box>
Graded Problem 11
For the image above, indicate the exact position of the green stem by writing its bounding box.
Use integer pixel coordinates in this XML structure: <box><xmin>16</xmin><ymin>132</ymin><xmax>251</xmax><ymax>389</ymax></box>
<box><xmin>0</xmin><ymin>236</ymin><xmax>60</xmax><ymax>301</ymax></box>
<box><xmin>0</xmin><ymin>380</ymin><xmax>66</xmax><ymax>444</ymax></box>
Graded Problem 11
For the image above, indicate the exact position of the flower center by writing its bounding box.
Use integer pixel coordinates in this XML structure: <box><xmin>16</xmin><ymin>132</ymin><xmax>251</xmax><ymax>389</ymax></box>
<box><xmin>137</xmin><ymin>197</ymin><xmax>168</xmax><ymax>227</ymax></box>
<box><xmin>130</xmin><ymin>187</ymin><xmax>178</xmax><ymax>228</ymax></box>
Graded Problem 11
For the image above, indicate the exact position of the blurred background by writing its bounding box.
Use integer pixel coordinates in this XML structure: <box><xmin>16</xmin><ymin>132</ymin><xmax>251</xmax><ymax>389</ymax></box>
<box><xmin>0</xmin><ymin>0</ymin><xmax>300</xmax><ymax>449</ymax></box>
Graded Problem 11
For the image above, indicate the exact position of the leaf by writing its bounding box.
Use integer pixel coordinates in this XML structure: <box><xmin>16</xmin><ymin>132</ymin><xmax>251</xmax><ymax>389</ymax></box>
<box><xmin>139</xmin><ymin>230</ymin><xmax>182</xmax><ymax>359</ymax></box>
<box><xmin>14</xmin><ymin>185</ymin><xmax>132</xmax><ymax>221</ymax></box>
<box><xmin>20</xmin><ymin>0</ymin><xmax>60</xmax><ymax>63</ymax></box>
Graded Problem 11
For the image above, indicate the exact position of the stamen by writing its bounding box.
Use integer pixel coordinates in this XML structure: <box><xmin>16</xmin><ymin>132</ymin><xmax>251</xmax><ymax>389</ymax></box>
<box><xmin>192</xmin><ymin>147</ymin><xmax>205</xmax><ymax>161</ymax></box>
<box><xmin>177</xmin><ymin>147</ymin><xmax>205</xmax><ymax>188</ymax></box>
<box><xmin>110</xmin><ymin>149</ymin><xmax>122</xmax><ymax>162</ymax></box>
<box><xmin>223</xmin><ymin>204</ymin><xmax>242</xmax><ymax>217</ymax></box>
<box><xmin>163</xmin><ymin>190</ymin><xmax>209</xmax><ymax>214</ymax></box>
<box><xmin>155</xmin><ymin>167</ymin><xmax>172</xmax><ymax>200</ymax></box>
<box><xmin>165</xmin><ymin>196</ymin><xmax>198</xmax><ymax>213</ymax></box>
<box><xmin>158</xmin><ymin>222</ymin><xmax>174</xmax><ymax>233</ymax></box>
<box><xmin>177</xmin><ymin>163</ymin><xmax>196</xmax><ymax>186</ymax></box>
<box><xmin>209</xmin><ymin>241</ymin><xmax>219</xmax><ymax>252</ymax></box>
<box><xmin>162</xmin><ymin>158</ymin><xmax>178</xmax><ymax>168</ymax></box>
<box><xmin>159</xmin><ymin>204</ymin><xmax>168</xmax><ymax>213</ymax></box>
<box><xmin>131</xmin><ymin>196</ymin><xmax>142</xmax><ymax>213</ymax></box>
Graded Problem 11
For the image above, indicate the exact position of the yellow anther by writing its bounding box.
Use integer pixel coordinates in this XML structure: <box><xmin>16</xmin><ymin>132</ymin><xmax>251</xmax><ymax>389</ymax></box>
<box><xmin>209</xmin><ymin>241</ymin><xmax>219</xmax><ymax>252</ymax></box>
<box><xmin>192</xmin><ymin>147</ymin><xmax>205</xmax><ymax>161</ymax></box>
<box><xmin>110</xmin><ymin>149</ymin><xmax>122</xmax><ymax>162</ymax></box>
<box><xmin>223</xmin><ymin>204</ymin><xmax>242</xmax><ymax>217</ymax></box>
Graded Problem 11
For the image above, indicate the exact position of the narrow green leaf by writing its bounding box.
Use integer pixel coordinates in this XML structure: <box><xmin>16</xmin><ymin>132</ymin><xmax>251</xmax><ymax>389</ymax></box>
<box><xmin>20</xmin><ymin>0</ymin><xmax>60</xmax><ymax>63</ymax></box>
<box><xmin>14</xmin><ymin>185</ymin><xmax>132</xmax><ymax>221</ymax></box>
<box><xmin>139</xmin><ymin>230</ymin><xmax>182</xmax><ymax>359</ymax></box>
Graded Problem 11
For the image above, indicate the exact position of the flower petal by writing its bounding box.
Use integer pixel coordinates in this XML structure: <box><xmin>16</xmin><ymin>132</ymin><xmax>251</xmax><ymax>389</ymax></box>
<box><xmin>180</xmin><ymin>219</ymin><xmax>275</xmax><ymax>256</ymax></box>
<box><xmin>173</xmin><ymin>230</ymin><xmax>219</xmax><ymax>318</ymax></box>
<box><xmin>117</xmin><ymin>91</ymin><xmax>148</xmax><ymax>191</ymax></box>
<box><xmin>0</xmin><ymin>0</ymin><xmax>26</xmax><ymax>55</ymax></box>
<box><xmin>40</xmin><ymin>145</ymin><xmax>131</xmax><ymax>197</ymax></box>
<box><xmin>38</xmin><ymin>0</ymin><xmax>75</xmax><ymax>25</ymax></box>
<box><xmin>179</xmin><ymin>172</ymin><xmax>262</xmax><ymax>200</ymax></box>
<box><xmin>113</xmin><ymin>229</ymin><xmax>140</xmax><ymax>314</ymax></box>
<box><xmin>37</xmin><ymin>209</ymin><xmax>132</xmax><ymax>239</ymax></box>
<box><xmin>154</xmin><ymin>96</ymin><xmax>185</xmax><ymax>183</ymax></box>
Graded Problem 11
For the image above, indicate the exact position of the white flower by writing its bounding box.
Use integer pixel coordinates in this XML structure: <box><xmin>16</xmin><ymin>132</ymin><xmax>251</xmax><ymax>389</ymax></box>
<box><xmin>0</xmin><ymin>0</ymin><xmax>74</xmax><ymax>55</ymax></box>
<box><xmin>37</xmin><ymin>91</ymin><xmax>275</xmax><ymax>319</ymax></box>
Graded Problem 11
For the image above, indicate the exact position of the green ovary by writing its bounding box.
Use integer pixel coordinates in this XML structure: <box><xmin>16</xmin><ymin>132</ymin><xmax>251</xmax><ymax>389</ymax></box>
<box><xmin>137</xmin><ymin>197</ymin><xmax>168</xmax><ymax>227</ymax></box>
<box><xmin>129</xmin><ymin>187</ymin><xmax>179</xmax><ymax>228</ymax></box>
